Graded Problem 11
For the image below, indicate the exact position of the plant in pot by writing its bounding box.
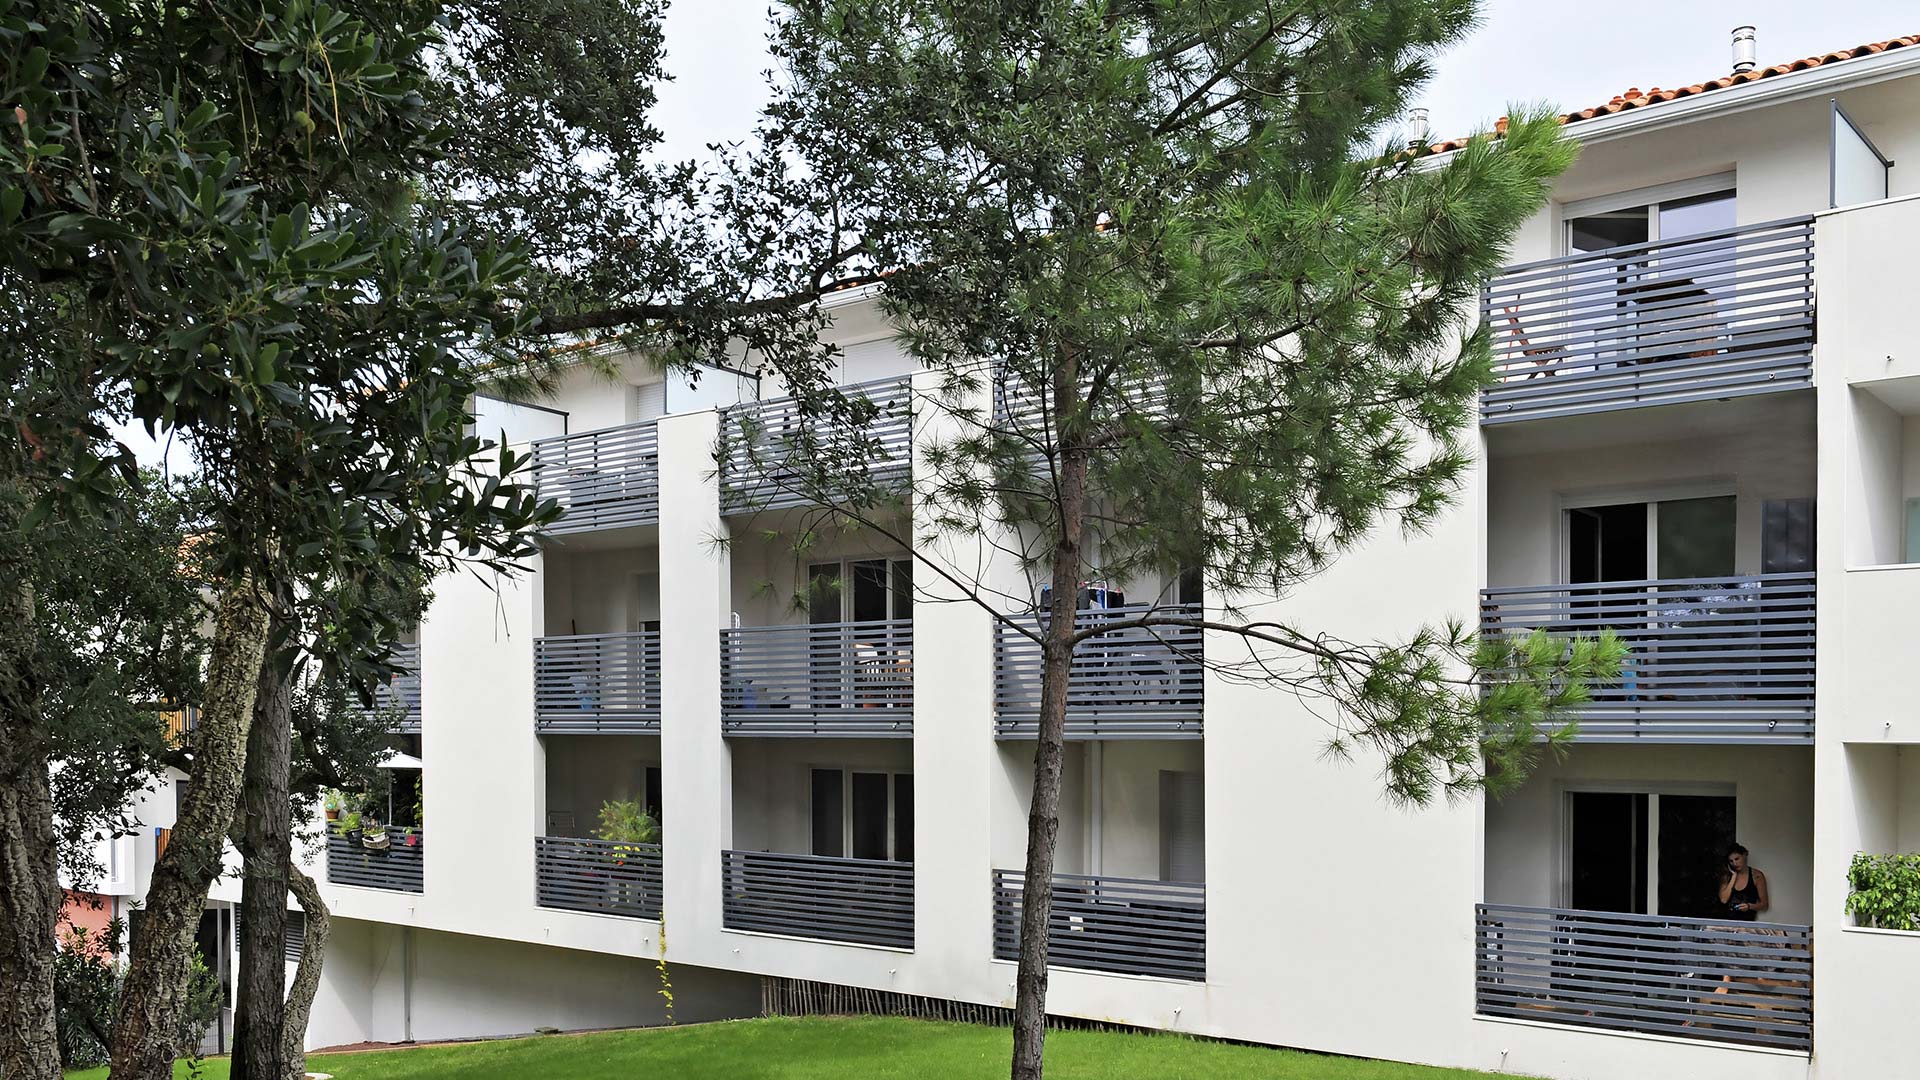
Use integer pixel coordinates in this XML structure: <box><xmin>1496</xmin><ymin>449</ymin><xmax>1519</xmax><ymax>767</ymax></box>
<box><xmin>1845</xmin><ymin>852</ymin><xmax>1920</xmax><ymax>930</ymax></box>
<box><xmin>360</xmin><ymin>815</ymin><xmax>390</xmax><ymax>852</ymax></box>
<box><xmin>595</xmin><ymin>799</ymin><xmax>660</xmax><ymax>910</ymax></box>
<box><xmin>323</xmin><ymin>789</ymin><xmax>343</xmax><ymax>822</ymax></box>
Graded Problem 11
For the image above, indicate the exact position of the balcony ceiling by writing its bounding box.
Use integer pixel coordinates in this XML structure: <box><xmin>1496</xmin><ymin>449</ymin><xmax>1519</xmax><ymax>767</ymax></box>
<box><xmin>1483</xmin><ymin>387</ymin><xmax>1813</xmax><ymax>459</ymax></box>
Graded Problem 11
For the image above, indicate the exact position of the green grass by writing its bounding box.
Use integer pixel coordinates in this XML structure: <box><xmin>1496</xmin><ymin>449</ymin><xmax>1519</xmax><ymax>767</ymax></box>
<box><xmin>67</xmin><ymin>1016</ymin><xmax>1504</xmax><ymax>1080</ymax></box>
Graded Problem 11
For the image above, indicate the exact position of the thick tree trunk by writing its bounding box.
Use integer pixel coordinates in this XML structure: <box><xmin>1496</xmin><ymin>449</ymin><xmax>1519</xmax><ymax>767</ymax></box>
<box><xmin>232</xmin><ymin>655</ymin><xmax>294</xmax><ymax>1080</ymax></box>
<box><xmin>0</xmin><ymin>580</ymin><xmax>63</xmax><ymax>1080</ymax></box>
<box><xmin>281</xmin><ymin>864</ymin><xmax>329</xmax><ymax>1080</ymax></box>
<box><xmin>1011</xmin><ymin>365</ymin><xmax>1089</xmax><ymax>1080</ymax></box>
<box><xmin>110</xmin><ymin>571</ymin><xmax>272</xmax><ymax>1080</ymax></box>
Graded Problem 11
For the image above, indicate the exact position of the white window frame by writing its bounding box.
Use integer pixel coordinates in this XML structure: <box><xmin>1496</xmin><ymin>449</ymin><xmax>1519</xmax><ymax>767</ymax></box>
<box><xmin>1560</xmin><ymin>172</ymin><xmax>1737</xmax><ymax>255</ymax></box>
<box><xmin>803</xmin><ymin>555</ymin><xmax>913</xmax><ymax>623</ymax></box>
<box><xmin>1554</xmin><ymin>479</ymin><xmax>1737</xmax><ymax>584</ymax></box>
<box><xmin>1556</xmin><ymin>779</ymin><xmax>1737</xmax><ymax>913</ymax></box>
<box><xmin>807</xmin><ymin>766</ymin><xmax>911</xmax><ymax>862</ymax></box>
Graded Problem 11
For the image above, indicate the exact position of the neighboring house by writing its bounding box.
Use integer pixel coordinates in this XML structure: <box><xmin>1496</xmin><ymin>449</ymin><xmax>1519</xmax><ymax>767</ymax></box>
<box><xmin>152</xmin><ymin>24</ymin><xmax>1920</xmax><ymax>1080</ymax></box>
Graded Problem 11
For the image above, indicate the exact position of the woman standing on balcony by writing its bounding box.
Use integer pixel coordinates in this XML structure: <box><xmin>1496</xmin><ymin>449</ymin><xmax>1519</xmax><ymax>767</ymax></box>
<box><xmin>1718</xmin><ymin>843</ymin><xmax>1769</xmax><ymax>920</ymax></box>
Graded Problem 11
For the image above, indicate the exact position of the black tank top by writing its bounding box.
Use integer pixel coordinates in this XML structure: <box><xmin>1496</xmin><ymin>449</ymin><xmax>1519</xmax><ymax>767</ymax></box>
<box><xmin>1728</xmin><ymin>870</ymin><xmax>1760</xmax><ymax>921</ymax></box>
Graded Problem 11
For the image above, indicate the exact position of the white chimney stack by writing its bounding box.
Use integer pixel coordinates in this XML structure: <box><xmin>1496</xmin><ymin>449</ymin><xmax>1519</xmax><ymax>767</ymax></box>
<box><xmin>1732</xmin><ymin>26</ymin><xmax>1757</xmax><ymax>74</ymax></box>
<box><xmin>1407</xmin><ymin>106</ymin><xmax>1431</xmax><ymax>149</ymax></box>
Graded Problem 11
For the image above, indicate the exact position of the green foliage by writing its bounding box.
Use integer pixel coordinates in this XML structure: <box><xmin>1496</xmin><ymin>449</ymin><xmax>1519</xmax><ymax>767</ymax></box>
<box><xmin>1845</xmin><ymin>852</ymin><xmax>1920</xmax><ymax>931</ymax></box>
<box><xmin>737</xmin><ymin>0</ymin><xmax>1606</xmax><ymax>805</ymax></box>
<box><xmin>53</xmin><ymin>920</ymin><xmax>223</xmax><ymax>1068</ymax></box>
<box><xmin>595</xmin><ymin>799</ymin><xmax>661</xmax><ymax>845</ymax></box>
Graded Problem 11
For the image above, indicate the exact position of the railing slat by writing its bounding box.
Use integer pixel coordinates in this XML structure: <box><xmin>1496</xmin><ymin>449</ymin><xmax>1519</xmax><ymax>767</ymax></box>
<box><xmin>1480</xmin><ymin>573</ymin><xmax>1814</xmax><ymax>743</ymax></box>
<box><xmin>1474</xmin><ymin>902</ymin><xmax>1811</xmax><ymax>1051</ymax></box>
<box><xmin>532</xmin><ymin>420</ymin><xmax>661</xmax><ymax>534</ymax></box>
<box><xmin>535</xmin><ymin>631</ymin><xmax>662</xmax><ymax>733</ymax></box>
<box><xmin>534</xmin><ymin>836</ymin><xmax>662</xmax><ymax>919</ymax></box>
<box><xmin>325</xmin><ymin>832</ymin><xmax>424</xmax><ymax>893</ymax></box>
<box><xmin>1480</xmin><ymin>218</ymin><xmax>1814</xmax><ymax>424</ymax></box>
<box><xmin>718</xmin><ymin>376</ymin><xmax>913</xmax><ymax>513</ymax></box>
<box><xmin>721</xmin><ymin>619</ymin><xmax>913</xmax><ymax>736</ymax></box>
<box><xmin>994</xmin><ymin>604</ymin><xmax>1204</xmax><ymax>739</ymax></box>
<box><xmin>992</xmin><ymin>869</ymin><xmax>1205</xmax><ymax>981</ymax></box>
<box><xmin>721</xmin><ymin>849</ymin><xmax>914</xmax><ymax>948</ymax></box>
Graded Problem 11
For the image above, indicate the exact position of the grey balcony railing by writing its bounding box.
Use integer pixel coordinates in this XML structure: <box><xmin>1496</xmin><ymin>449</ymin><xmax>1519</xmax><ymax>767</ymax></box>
<box><xmin>721</xmin><ymin>849</ymin><xmax>913</xmax><ymax>948</ymax></box>
<box><xmin>1482</xmin><ymin>216</ymin><xmax>1814</xmax><ymax>424</ymax></box>
<box><xmin>367</xmin><ymin>642</ymin><xmax>421</xmax><ymax>733</ymax></box>
<box><xmin>720</xmin><ymin>619</ymin><xmax>912</xmax><ymax>737</ymax></box>
<box><xmin>1480</xmin><ymin>573</ymin><xmax>1814</xmax><ymax>743</ymax></box>
<box><xmin>534</xmin><ymin>836</ymin><xmax>662</xmax><ymax>920</ymax></box>
<box><xmin>994</xmin><ymin>603</ymin><xmax>1204</xmax><ymax>739</ymax></box>
<box><xmin>531</xmin><ymin>419</ymin><xmax>660</xmax><ymax>534</ymax></box>
<box><xmin>534</xmin><ymin>630</ymin><xmax>662</xmax><ymax>734</ymax></box>
<box><xmin>992</xmin><ymin>870</ymin><xmax>1206</xmax><ymax>981</ymax></box>
<box><xmin>325</xmin><ymin>831</ymin><xmax>423</xmax><ymax>893</ymax></box>
<box><xmin>718</xmin><ymin>375</ymin><xmax>912</xmax><ymax>513</ymax></box>
<box><xmin>1475</xmin><ymin>904</ymin><xmax>1812</xmax><ymax>1051</ymax></box>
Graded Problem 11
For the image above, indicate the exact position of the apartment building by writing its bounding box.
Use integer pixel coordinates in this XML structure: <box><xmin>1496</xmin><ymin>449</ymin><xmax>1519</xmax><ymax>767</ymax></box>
<box><xmin>194</xmin><ymin>28</ymin><xmax>1920</xmax><ymax>1080</ymax></box>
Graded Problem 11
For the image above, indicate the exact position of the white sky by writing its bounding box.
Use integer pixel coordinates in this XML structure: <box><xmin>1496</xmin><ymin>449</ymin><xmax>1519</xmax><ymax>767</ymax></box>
<box><xmin>118</xmin><ymin>1</ymin><xmax>1916</xmax><ymax>471</ymax></box>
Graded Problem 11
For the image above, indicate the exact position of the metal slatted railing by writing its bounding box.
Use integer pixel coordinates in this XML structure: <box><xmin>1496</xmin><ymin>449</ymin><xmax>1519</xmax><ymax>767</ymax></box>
<box><xmin>534</xmin><ymin>631</ymin><xmax>662</xmax><ymax>733</ymax></box>
<box><xmin>1474</xmin><ymin>904</ymin><xmax>1812</xmax><ymax>1051</ymax></box>
<box><xmin>531</xmin><ymin>420</ymin><xmax>661</xmax><ymax>534</ymax></box>
<box><xmin>325</xmin><ymin>831</ymin><xmax>423</xmax><ymax>893</ymax></box>
<box><xmin>1480</xmin><ymin>573</ymin><xmax>1814</xmax><ymax>743</ymax></box>
<box><xmin>720</xmin><ymin>619</ymin><xmax>912</xmax><ymax>736</ymax></box>
<box><xmin>1482</xmin><ymin>217</ymin><xmax>1815</xmax><ymax>424</ymax></box>
<box><xmin>994</xmin><ymin>604</ymin><xmax>1204</xmax><ymax>739</ymax></box>
<box><xmin>721</xmin><ymin>850</ymin><xmax>914</xmax><ymax>948</ymax></box>
<box><xmin>367</xmin><ymin>642</ymin><xmax>422</xmax><ymax>733</ymax></box>
<box><xmin>534</xmin><ymin>836</ymin><xmax>663</xmax><ymax>920</ymax></box>
<box><xmin>992</xmin><ymin>870</ymin><xmax>1206</xmax><ymax>981</ymax></box>
<box><xmin>718</xmin><ymin>375</ymin><xmax>913</xmax><ymax>512</ymax></box>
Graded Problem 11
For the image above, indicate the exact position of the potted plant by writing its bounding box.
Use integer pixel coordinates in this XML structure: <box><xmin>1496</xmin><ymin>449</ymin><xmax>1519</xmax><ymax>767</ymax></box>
<box><xmin>360</xmin><ymin>816</ymin><xmax>390</xmax><ymax>851</ymax></box>
<box><xmin>1846</xmin><ymin>852</ymin><xmax>1920</xmax><ymax>930</ymax></box>
<box><xmin>322</xmin><ymin>789</ymin><xmax>343</xmax><ymax>822</ymax></box>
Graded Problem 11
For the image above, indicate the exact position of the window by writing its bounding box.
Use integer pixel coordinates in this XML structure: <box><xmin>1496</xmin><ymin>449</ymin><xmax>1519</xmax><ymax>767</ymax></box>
<box><xmin>1564</xmin><ymin>180</ymin><xmax>1736</xmax><ymax>254</ymax></box>
<box><xmin>1566</xmin><ymin>494</ymin><xmax>1737</xmax><ymax>583</ymax></box>
<box><xmin>1158</xmin><ymin>771</ymin><xmax>1205</xmax><ymax>884</ymax></box>
<box><xmin>806</xmin><ymin>557</ymin><xmax>912</xmax><ymax>623</ymax></box>
<box><xmin>1762</xmin><ymin>498</ymin><xmax>1817</xmax><ymax>574</ymax></box>
<box><xmin>1566</xmin><ymin>788</ymin><xmax>1736</xmax><ymax>918</ymax></box>
<box><xmin>809</xmin><ymin>768</ymin><xmax>912</xmax><ymax>862</ymax></box>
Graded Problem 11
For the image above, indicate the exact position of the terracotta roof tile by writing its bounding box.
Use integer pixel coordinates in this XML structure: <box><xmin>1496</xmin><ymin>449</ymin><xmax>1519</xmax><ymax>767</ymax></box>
<box><xmin>1425</xmin><ymin>31</ymin><xmax>1920</xmax><ymax>153</ymax></box>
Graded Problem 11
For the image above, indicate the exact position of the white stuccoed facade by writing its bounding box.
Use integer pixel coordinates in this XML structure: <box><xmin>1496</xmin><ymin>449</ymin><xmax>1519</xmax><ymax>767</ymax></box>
<box><xmin>186</xmin><ymin>36</ymin><xmax>1920</xmax><ymax>1080</ymax></box>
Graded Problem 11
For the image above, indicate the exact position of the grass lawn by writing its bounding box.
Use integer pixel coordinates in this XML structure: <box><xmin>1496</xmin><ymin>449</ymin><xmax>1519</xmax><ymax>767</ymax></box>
<box><xmin>66</xmin><ymin>1015</ymin><xmax>1506</xmax><ymax>1080</ymax></box>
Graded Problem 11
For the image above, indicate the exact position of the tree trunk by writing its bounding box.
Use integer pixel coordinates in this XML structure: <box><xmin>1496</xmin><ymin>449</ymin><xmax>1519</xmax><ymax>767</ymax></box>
<box><xmin>0</xmin><ymin>580</ymin><xmax>63</xmax><ymax>1080</ymax></box>
<box><xmin>110</xmin><ymin>571</ymin><xmax>272</xmax><ymax>1080</ymax></box>
<box><xmin>1011</xmin><ymin>363</ymin><xmax>1089</xmax><ymax>1080</ymax></box>
<box><xmin>281</xmin><ymin>864</ymin><xmax>329</xmax><ymax>1080</ymax></box>
<box><xmin>232</xmin><ymin>654</ymin><xmax>294</xmax><ymax>1080</ymax></box>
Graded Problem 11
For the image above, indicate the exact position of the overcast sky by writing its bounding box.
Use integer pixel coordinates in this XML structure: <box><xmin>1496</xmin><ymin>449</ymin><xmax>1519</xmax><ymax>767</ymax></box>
<box><xmin>652</xmin><ymin>1</ymin><xmax>1917</xmax><ymax>158</ymax></box>
<box><xmin>122</xmin><ymin>1</ymin><xmax>1915</xmax><ymax>472</ymax></box>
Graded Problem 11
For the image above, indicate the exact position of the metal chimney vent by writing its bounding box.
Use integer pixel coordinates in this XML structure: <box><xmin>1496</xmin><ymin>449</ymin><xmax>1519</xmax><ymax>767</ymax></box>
<box><xmin>1407</xmin><ymin>106</ymin><xmax>1431</xmax><ymax>149</ymax></box>
<box><xmin>1732</xmin><ymin>26</ymin><xmax>1758</xmax><ymax>74</ymax></box>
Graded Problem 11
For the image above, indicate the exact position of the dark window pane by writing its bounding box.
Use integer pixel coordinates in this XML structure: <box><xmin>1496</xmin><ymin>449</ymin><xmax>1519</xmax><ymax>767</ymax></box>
<box><xmin>1656</xmin><ymin>794</ymin><xmax>1737</xmax><ymax>918</ymax></box>
<box><xmin>1570</xmin><ymin>206</ymin><xmax>1649</xmax><ymax>253</ymax></box>
<box><xmin>1762</xmin><ymin>498</ymin><xmax>1816</xmax><ymax>573</ymax></box>
<box><xmin>890</xmin><ymin>559</ymin><xmax>913</xmax><ymax>621</ymax></box>
<box><xmin>809</xmin><ymin>769</ymin><xmax>844</xmax><ymax>857</ymax></box>
<box><xmin>1657</xmin><ymin>496</ymin><xmax>1736</xmax><ymax>578</ymax></box>
<box><xmin>1177</xmin><ymin>567</ymin><xmax>1204</xmax><ymax>606</ymax></box>
<box><xmin>850</xmin><ymin>772</ymin><xmax>888</xmax><ymax>860</ymax></box>
<box><xmin>807</xmin><ymin>563</ymin><xmax>841</xmax><ymax>623</ymax></box>
<box><xmin>893</xmin><ymin>774</ymin><xmax>914</xmax><ymax>863</ymax></box>
<box><xmin>850</xmin><ymin>560</ymin><xmax>888</xmax><ymax>623</ymax></box>
<box><xmin>645</xmin><ymin>766</ymin><xmax>663</xmax><ymax>823</ymax></box>
<box><xmin>1569</xmin><ymin>791</ymin><xmax>1648</xmax><ymax>914</ymax></box>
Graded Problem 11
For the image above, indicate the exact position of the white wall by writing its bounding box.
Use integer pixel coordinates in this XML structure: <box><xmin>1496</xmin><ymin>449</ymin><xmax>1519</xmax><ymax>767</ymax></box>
<box><xmin>1484</xmin><ymin>745</ymin><xmax>1815</xmax><ymax>924</ymax></box>
<box><xmin>729</xmin><ymin>738</ymin><xmax>913</xmax><ymax>853</ymax></box>
<box><xmin>544</xmin><ymin>544</ymin><xmax>661</xmax><ymax>636</ymax></box>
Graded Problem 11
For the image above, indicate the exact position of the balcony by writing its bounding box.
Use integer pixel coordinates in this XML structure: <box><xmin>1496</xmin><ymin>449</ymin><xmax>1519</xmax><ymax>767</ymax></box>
<box><xmin>325</xmin><ymin>831</ymin><xmax>423</xmax><ymax>893</ymax></box>
<box><xmin>531</xmin><ymin>419</ymin><xmax>660</xmax><ymax>535</ymax></box>
<box><xmin>1474</xmin><ymin>904</ymin><xmax>1812</xmax><ymax>1051</ymax></box>
<box><xmin>1481</xmin><ymin>216</ymin><xmax>1814</xmax><ymax>425</ymax></box>
<box><xmin>720</xmin><ymin>849</ymin><xmax>914</xmax><ymax>948</ymax></box>
<box><xmin>534</xmin><ymin>836</ymin><xmax>662</xmax><ymax>920</ymax></box>
<box><xmin>1479</xmin><ymin>573</ymin><xmax>1814</xmax><ymax>743</ymax></box>
<box><xmin>991</xmin><ymin>870</ymin><xmax>1206</xmax><ymax>981</ymax></box>
<box><xmin>534</xmin><ymin>631</ymin><xmax>662</xmax><ymax>734</ymax></box>
<box><xmin>994</xmin><ymin>604</ymin><xmax>1204</xmax><ymax>739</ymax></box>
<box><xmin>720</xmin><ymin>619</ymin><xmax>912</xmax><ymax>737</ymax></box>
<box><xmin>365</xmin><ymin>642</ymin><xmax>421</xmax><ymax>733</ymax></box>
<box><xmin>718</xmin><ymin>375</ymin><xmax>912</xmax><ymax>513</ymax></box>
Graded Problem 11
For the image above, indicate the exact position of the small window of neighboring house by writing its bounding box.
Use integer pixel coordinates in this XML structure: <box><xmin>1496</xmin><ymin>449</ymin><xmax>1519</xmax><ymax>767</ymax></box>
<box><xmin>1159</xmin><ymin>770</ymin><xmax>1205</xmax><ymax>884</ymax></box>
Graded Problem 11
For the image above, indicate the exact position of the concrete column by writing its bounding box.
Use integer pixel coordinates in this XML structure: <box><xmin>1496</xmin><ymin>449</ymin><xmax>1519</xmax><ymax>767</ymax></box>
<box><xmin>656</xmin><ymin>408</ymin><xmax>733</xmax><ymax>945</ymax></box>
<box><xmin>907</xmin><ymin>368</ymin><xmax>1001</xmax><ymax>994</ymax></box>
